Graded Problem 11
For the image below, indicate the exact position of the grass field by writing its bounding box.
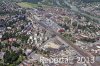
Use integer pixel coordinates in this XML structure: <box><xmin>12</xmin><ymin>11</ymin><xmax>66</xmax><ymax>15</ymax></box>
<box><xmin>17</xmin><ymin>2</ymin><xmax>39</xmax><ymax>8</ymax></box>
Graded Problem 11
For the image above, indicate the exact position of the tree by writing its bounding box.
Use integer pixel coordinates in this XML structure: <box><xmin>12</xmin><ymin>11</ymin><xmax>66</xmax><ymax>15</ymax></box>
<box><xmin>21</xmin><ymin>35</ymin><xmax>29</xmax><ymax>43</ymax></box>
<box><xmin>2</xmin><ymin>32</ymin><xmax>10</xmax><ymax>40</ymax></box>
<box><xmin>0</xmin><ymin>42</ymin><xmax>3</xmax><ymax>50</ymax></box>
<box><xmin>12</xmin><ymin>42</ymin><xmax>20</xmax><ymax>47</ymax></box>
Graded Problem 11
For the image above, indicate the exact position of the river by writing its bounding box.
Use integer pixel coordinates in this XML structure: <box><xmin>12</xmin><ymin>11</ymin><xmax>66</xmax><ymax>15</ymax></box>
<box><xmin>64</xmin><ymin>0</ymin><xmax>100</xmax><ymax>23</ymax></box>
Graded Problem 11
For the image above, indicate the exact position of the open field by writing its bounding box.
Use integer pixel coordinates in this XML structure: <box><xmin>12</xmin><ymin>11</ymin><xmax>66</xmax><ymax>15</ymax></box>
<box><xmin>17</xmin><ymin>2</ymin><xmax>38</xmax><ymax>8</ymax></box>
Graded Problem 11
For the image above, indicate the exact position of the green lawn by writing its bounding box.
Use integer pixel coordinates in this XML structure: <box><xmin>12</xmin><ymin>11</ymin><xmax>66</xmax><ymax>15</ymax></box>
<box><xmin>17</xmin><ymin>2</ymin><xmax>39</xmax><ymax>8</ymax></box>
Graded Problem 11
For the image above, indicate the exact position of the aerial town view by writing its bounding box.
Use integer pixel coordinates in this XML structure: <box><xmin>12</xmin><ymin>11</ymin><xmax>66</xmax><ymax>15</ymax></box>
<box><xmin>0</xmin><ymin>0</ymin><xmax>100</xmax><ymax>66</ymax></box>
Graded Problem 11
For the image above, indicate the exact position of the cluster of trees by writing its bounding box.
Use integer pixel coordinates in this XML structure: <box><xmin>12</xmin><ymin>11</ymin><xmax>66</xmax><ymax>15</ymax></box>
<box><xmin>12</xmin><ymin>42</ymin><xmax>20</xmax><ymax>47</ymax></box>
<box><xmin>80</xmin><ymin>38</ymin><xmax>96</xmax><ymax>43</ymax></box>
<box><xmin>4</xmin><ymin>50</ymin><xmax>19</xmax><ymax>64</ymax></box>
<box><xmin>0</xmin><ymin>42</ymin><xmax>10</xmax><ymax>50</ymax></box>
<box><xmin>2</xmin><ymin>32</ymin><xmax>16</xmax><ymax>40</ymax></box>
<box><xmin>22</xmin><ymin>0</ymin><xmax>42</xmax><ymax>3</ymax></box>
<box><xmin>81</xmin><ymin>0</ymin><xmax>100</xmax><ymax>3</ymax></box>
<box><xmin>17</xmin><ymin>34</ymin><xmax>29</xmax><ymax>43</ymax></box>
<box><xmin>0</xmin><ymin>0</ymin><xmax>22</xmax><ymax>2</ymax></box>
<box><xmin>75</xmin><ymin>0</ymin><xmax>100</xmax><ymax>3</ymax></box>
<box><xmin>3</xmin><ymin>49</ymin><xmax>26</xmax><ymax>66</ymax></box>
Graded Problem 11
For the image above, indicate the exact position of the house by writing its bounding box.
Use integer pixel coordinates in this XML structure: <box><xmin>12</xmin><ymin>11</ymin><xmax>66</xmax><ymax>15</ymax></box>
<box><xmin>0</xmin><ymin>19</ymin><xmax>6</xmax><ymax>32</ymax></box>
<box><xmin>0</xmin><ymin>34</ymin><xmax>2</xmax><ymax>41</ymax></box>
<box><xmin>0</xmin><ymin>52</ymin><xmax>5</xmax><ymax>60</ymax></box>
